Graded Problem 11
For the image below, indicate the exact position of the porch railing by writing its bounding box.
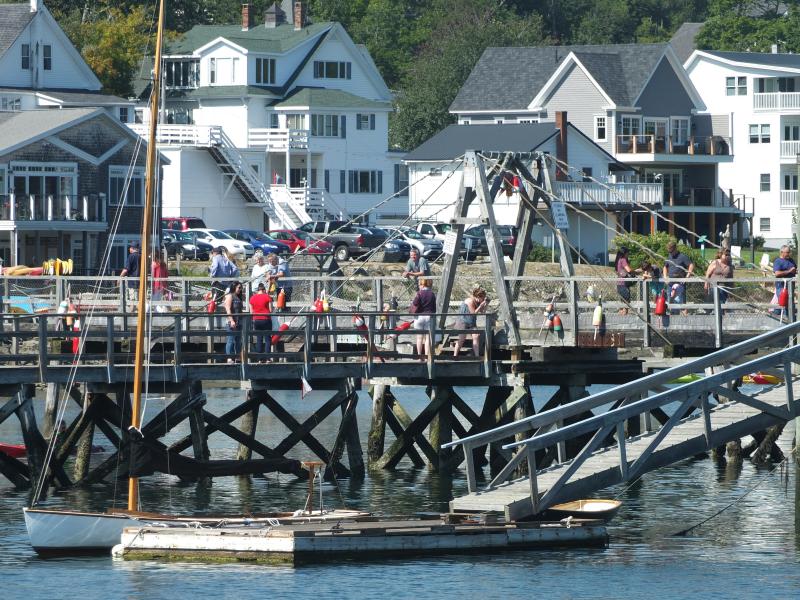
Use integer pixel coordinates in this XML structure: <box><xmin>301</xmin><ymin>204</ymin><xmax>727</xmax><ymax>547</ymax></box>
<box><xmin>780</xmin><ymin>190</ymin><xmax>798</xmax><ymax>208</ymax></box>
<box><xmin>615</xmin><ymin>134</ymin><xmax>731</xmax><ymax>156</ymax></box>
<box><xmin>248</xmin><ymin>128</ymin><xmax>310</xmax><ymax>151</ymax></box>
<box><xmin>780</xmin><ymin>140</ymin><xmax>800</xmax><ymax>158</ymax></box>
<box><xmin>554</xmin><ymin>182</ymin><xmax>662</xmax><ymax>205</ymax></box>
<box><xmin>754</xmin><ymin>92</ymin><xmax>800</xmax><ymax>111</ymax></box>
<box><xmin>0</xmin><ymin>194</ymin><xmax>104</xmax><ymax>223</ymax></box>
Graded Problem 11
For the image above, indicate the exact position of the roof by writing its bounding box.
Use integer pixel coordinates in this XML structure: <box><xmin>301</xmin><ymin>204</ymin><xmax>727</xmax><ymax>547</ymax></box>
<box><xmin>403</xmin><ymin>123</ymin><xmax>559</xmax><ymax>162</ymax></box>
<box><xmin>0</xmin><ymin>107</ymin><xmax>101</xmax><ymax>155</ymax></box>
<box><xmin>450</xmin><ymin>43</ymin><xmax>668</xmax><ymax>112</ymax></box>
<box><xmin>670</xmin><ymin>22</ymin><xmax>703</xmax><ymax>64</ymax></box>
<box><xmin>0</xmin><ymin>87</ymin><xmax>131</xmax><ymax>105</ymax></box>
<box><xmin>272</xmin><ymin>87</ymin><xmax>390</xmax><ymax>109</ymax></box>
<box><xmin>700</xmin><ymin>50</ymin><xmax>800</xmax><ymax>69</ymax></box>
<box><xmin>167</xmin><ymin>21</ymin><xmax>333</xmax><ymax>55</ymax></box>
<box><xmin>0</xmin><ymin>3</ymin><xmax>35</xmax><ymax>58</ymax></box>
<box><xmin>179</xmin><ymin>85</ymin><xmax>279</xmax><ymax>100</ymax></box>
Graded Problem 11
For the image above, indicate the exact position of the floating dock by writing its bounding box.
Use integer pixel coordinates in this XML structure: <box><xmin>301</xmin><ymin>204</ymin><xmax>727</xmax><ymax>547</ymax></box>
<box><xmin>112</xmin><ymin>516</ymin><xmax>608</xmax><ymax>563</ymax></box>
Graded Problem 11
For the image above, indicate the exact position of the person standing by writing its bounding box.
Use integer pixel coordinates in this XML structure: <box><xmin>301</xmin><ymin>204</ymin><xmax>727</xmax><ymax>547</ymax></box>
<box><xmin>248</xmin><ymin>282</ymin><xmax>273</xmax><ymax>358</ymax></box>
<box><xmin>119</xmin><ymin>241</ymin><xmax>141</xmax><ymax>302</ymax></box>
<box><xmin>251</xmin><ymin>254</ymin><xmax>270</xmax><ymax>291</ymax></box>
<box><xmin>663</xmin><ymin>241</ymin><xmax>694</xmax><ymax>314</ymax></box>
<box><xmin>705</xmin><ymin>250</ymin><xmax>734</xmax><ymax>304</ymax></box>
<box><xmin>773</xmin><ymin>244</ymin><xmax>797</xmax><ymax>299</ymax></box>
<box><xmin>614</xmin><ymin>246</ymin><xmax>634</xmax><ymax>314</ymax></box>
<box><xmin>265</xmin><ymin>252</ymin><xmax>292</xmax><ymax>304</ymax></box>
<box><xmin>403</xmin><ymin>248</ymin><xmax>430</xmax><ymax>280</ymax></box>
<box><xmin>223</xmin><ymin>281</ymin><xmax>245</xmax><ymax>363</ymax></box>
<box><xmin>453</xmin><ymin>286</ymin><xmax>488</xmax><ymax>357</ymax></box>
<box><xmin>151</xmin><ymin>254</ymin><xmax>169</xmax><ymax>301</ymax></box>
<box><xmin>410</xmin><ymin>277</ymin><xmax>436</xmax><ymax>359</ymax></box>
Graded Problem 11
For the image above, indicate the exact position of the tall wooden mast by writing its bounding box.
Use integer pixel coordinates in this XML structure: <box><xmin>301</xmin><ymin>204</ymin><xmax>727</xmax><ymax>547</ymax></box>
<box><xmin>128</xmin><ymin>0</ymin><xmax>165</xmax><ymax>511</ymax></box>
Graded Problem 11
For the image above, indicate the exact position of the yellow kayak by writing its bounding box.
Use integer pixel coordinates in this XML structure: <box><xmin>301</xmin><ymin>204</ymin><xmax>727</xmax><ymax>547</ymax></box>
<box><xmin>743</xmin><ymin>372</ymin><xmax>782</xmax><ymax>385</ymax></box>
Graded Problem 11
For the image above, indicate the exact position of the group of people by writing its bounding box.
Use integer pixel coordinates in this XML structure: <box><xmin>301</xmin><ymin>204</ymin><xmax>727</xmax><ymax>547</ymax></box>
<box><xmin>615</xmin><ymin>240</ymin><xmax>797</xmax><ymax>313</ymax></box>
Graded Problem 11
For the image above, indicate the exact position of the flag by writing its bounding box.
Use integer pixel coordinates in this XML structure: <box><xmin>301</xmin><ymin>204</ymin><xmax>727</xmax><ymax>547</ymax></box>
<box><xmin>301</xmin><ymin>376</ymin><xmax>313</xmax><ymax>399</ymax></box>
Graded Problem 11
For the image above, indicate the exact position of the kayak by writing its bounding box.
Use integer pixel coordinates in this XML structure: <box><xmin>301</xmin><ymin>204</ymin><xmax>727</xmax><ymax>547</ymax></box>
<box><xmin>669</xmin><ymin>373</ymin><xmax>703</xmax><ymax>384</ymax></box>
<box><xmin>743</xmin><ymin>372</ymin><xmax>782</xmax><ymax>385</ymax></box>
<box><xmin>0</xmin><ymin>443</ymin><xmax>26</xmax><ymax>459</ymax></box>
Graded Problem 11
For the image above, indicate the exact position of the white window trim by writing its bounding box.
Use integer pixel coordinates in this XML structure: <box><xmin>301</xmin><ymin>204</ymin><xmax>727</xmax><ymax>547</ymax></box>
<box><xmin>759</xmin><ymin>217</ymin><xmax>771</xmax><ymax>232</ymax></box>
<box><xmin>759</xmin><ymin>173</ymin><xmax>771</xmax><ymax>193</ymax></box>
<box><xmin>594</xmin><ymin>115</ymin><xmax>607</xmax><ymax>142</ymax></box>
<box><xmin>620</xmin><ymin>116</ymin><xmax>642</xmax><ymax>135</ymax></box>
<box><xmin>9</xmin><ymin>161</ymin><xmax>77</xmax><ymax>197</ymax></box>
<box><xmin>109</xmin><ymin>165</ymin><xmax>145</xmax><ymax>206</ymax></box>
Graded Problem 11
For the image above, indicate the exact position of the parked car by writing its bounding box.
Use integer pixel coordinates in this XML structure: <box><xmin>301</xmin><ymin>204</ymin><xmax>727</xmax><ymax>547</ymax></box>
<box><xmin>416</xmin><ymin>221</ymin><xmax>486</xmax><ymax>256</ymax></box>
<box><xmin>224</xmin><ymin>229</ymin><xmax>291</xmax><ymax>255</ymax></box>
<box><xmin>464</xmin><ymin>224</ymin><xmax>518</xmax><ymax>257</ymax></box>
<box><xmin>267</xmin><ymin>229</ymin><xmax>334</xmax><ymax>255</ymax></box>
<box><xmin>415</xmin><ymin>222</ymin><xmax>452</xmax><ymax>241</ymax></box>
<box><xmin>356</xmin><ymin>227</ymin><xmax>412</xmax><ymax>262</ymax></box>
<box><xmin>162</xmin><ymin>229</ymin><xmax>211</xmax><ymax>260</ymax></box>
<box><xmin>297</xmin><ymin>221</ymin><xmax>367</xmax><ymax>262</ymax></box>
<box><xmin>383</xmin><ymin>226</ymin><xmax>444</xmax><ymax>259</ymax></box>
<box><xmin>186</xmin><ymin>228</ymin><xmax>254</xmax><ymax>258</ymax></box>
<box><xmin>161</xmin><ymin>216</ymin><xmax>207</xmax><ymax>231</ymax></box>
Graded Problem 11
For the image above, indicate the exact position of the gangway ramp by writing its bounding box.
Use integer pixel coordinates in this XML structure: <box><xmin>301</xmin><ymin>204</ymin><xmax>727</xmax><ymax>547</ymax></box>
<box><xmin>446</xmin><ymin>322</ymin><xmax>800</xmax><ymax>520</ymax></box>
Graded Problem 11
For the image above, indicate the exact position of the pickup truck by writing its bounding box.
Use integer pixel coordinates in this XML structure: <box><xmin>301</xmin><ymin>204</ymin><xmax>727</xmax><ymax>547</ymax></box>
<box><xmin>297</xmin><ymin>221</ymin><xmax>367</xmax><ymax>261</ymax></box>
<box><xmin>416</xmin><ymin>221</ymin><xmax>487</xmax><ymax>256</ymax></box>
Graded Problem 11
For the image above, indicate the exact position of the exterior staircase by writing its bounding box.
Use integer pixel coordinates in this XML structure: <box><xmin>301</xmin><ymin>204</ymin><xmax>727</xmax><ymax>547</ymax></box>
<box><xmin>206</xmin><ymin>128</ymin><xmax>310</xmax><ymax>229</ymax></box>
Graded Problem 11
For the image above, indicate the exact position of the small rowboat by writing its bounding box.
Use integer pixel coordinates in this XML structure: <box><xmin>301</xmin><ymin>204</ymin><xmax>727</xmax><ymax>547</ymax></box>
<box><xmin>0</xmin><ymin>443</ymin><xmax>26</xmax><ymax>459</ymax></box>
<box><xmin>742</xmin><ymin>372</ymin><xmax>782</xmax><ymax>385</ymax></box>
<box><xmin>542</xmin><ymin>499</ymin><xmax>622</xmax><ymax>522</ymax></box>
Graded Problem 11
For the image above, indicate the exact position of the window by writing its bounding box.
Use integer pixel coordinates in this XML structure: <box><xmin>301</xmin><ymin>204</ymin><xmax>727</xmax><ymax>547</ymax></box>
<box><xmin>594</xmin><ymin>116</ymin><xmax>607</xmax><ymax>141</ymax></box>
<box><xmin>394</xmin><ymin>164</ymin><xmax>408</xmax><ymax>196</ymax></box>
<box><xmin>760</xmin><ymin>218</ymin><xmax>771</xmax><ymax>232</ymax></box>
<box><xmin>348</xmin><ymin>170</ymin><xmax>383</xmax><ymax>194</ymax></box>
<box><xmin>778</xmin><ymin>77</ymin><xmax>796</xmax><ymax>92</ymax></box>
<box><xmin>209</xmin><ymin>58</ymin><xmax>216</xmax><ymax>84</ymax></box>
<box><xmin>726</xmin><ymin>76</ymin><xmax>746</xmax><ymax>96</ymax></box>
<box><xmin>356</xmin><ymin>114</ymin><xmax>375</xmax><ymax>130</ymax></box>
<box><xmin>164</xmin><ymin>59</ymin><xmax>199</xmax><ymax>88</ymax></box>
<box><xmin>581</xmin><ymin>167</ymin><xmax>593</xmax><ymax>183</ymax></box>
<box><xmin>164</xmin><ymin>106</ymin><xmax>193</xmax><ymax>124</ymax></box>
<box><xmin>208</xmin><ymin>57</ymin><xmax>238</xmax><ymax>84</ymax></box>
<box><xmin>785</xmin><ymin>174</ymin><xmax>799</xmax><ymax>190</ymax></box>
<box><xmin>286</xmin><ymin>114</ymin><xmax>305</xmax><ymax>129</ymax></box>
<box><xmin>760</xmin><ymin>173</ymin><xmax>771</xmax><ymax>192</ymax></box>
<box><xmin>339</xmin><ymin>170</ymin><xmax>345</xmax><ymax>193</ymax></box>
<box><xmin>43</xmin><ymin>45</ymin><xmax>51</xmax><ymax>71</ymax></box>
<box><xmin>269</xmin><ymin>113</ymin><xmax>279</xmax><ymax>128</ymax></box>
<box><xmin>119</xmin><ymin>107</ymin><xmax>129</xmax><ymax>123</ymax></box>
<box><xmin>313</xmin><ymin>61</ymin><xmax>351</xmax><ymax>79</ymax></box>
<box><xmin>749</xmin><ymin>124</ymin><xmax>760</xmax><ymax>143</ymax></box>
<box><xmin>109</xmin><ymin>166</ymin><xmax>144</xmax><ymax>206</ymax></box>
<box><xmin>324</xmin><ymin>169</ymin><xmax>330</xmax><ymax>192</ymax></box>
<box><xmin>671</xmin><ymin>118</ymin><xmax>689</xmax><ymax>145</ymax></box>
<box><xmin>310</xmin><ymin>114</ymin><xmax>340</xmax><ymax>137</ymax></box>
<box><xmin>761</xmin><ymin>124</ymin><xmax>771</xmax><ymax>143</ymax></box>
<box><xmin>21</xmin><ymin>44</ymin><xmax>29</xmax><ymax>70</ymax></box>
<box><xmin>620</xmin><ymin>116</ymin><xmax>640</xmax><ymax>136</ymax></box>
<box><xmin>429</xmin><ymin>167</ymin><xmax>442</xmax><ymax>177</ymax></box>
<box><xmin>256</xmin><ymin>57</ymin><xmax>275</xmax><ymax>84</ymax></box>
<box><xmin>785</xmin><ymin>125</ymin><xmax>800</xmax><ymax>141</ymax></box>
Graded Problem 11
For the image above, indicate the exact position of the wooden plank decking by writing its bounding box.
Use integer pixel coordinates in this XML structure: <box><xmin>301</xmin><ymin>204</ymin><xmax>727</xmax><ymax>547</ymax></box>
<box><xmin>451</xmin><ymin>378</ymin><xmax>797</xmax><ymax>520</ymax></box>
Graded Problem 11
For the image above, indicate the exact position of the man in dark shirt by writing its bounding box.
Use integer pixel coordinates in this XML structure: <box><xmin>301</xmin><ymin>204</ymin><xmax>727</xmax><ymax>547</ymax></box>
<box><xmin>120</xmin><ymin>241</ymin><xmax>141</xmax><ymax>302</ymax></box>
<box><xmin>773</xmin><ymin>245</ymin><xmax>797</xmax><ymax>298</ymax></box>
<box><xmin>411</xmin><ymin>278</ymin><xmax>436</xmax><ymax>358</ymax></box>
<box><xmin>663</xmin><ymin>241</ymin><xmax>694</xmax><ymax>313</ymax></box>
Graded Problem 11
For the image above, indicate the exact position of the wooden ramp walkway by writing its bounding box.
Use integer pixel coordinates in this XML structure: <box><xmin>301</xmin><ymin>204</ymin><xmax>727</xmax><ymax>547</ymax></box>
<box><xmin>446</xmin><ymin>322</ymin><xmax>800</xmax><ymax>520</ymax></box>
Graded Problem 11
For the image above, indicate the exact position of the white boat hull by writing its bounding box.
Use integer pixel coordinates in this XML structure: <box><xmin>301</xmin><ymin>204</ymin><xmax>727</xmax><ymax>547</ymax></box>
<box><xmin>24</xmin><ymin>508</ymin><xmax>142</xmax><ymax>555</ymax></box>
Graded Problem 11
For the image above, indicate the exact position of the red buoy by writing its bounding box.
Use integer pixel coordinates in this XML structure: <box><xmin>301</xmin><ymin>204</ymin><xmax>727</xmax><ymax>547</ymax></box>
<box><xmin>654</xmin><ymin>290</ymin><xmax>667</xmax><ymax>316</ymax></box>
<box><xmin>276</xmin><ymin>289</ymin><xmax>286</xmax><ymax>310</ymax></box>
<box><xmin>207</xmin><ymin>299</ymin><xmax>217</xmax><ymax>314</ymax></box>
<box><xmin>552</xmin><ymin>314</ymin><xmax>562</xmax><ymax>332</ymax></box>
<box><xmin>271</xmin><ymin>323</ymin><xmax>290</xmax><ymax>345</ymax></box>
<box><xmin>779</xmin><ymin>286</ymin><xmax>789</xmax><ymax>308</ymax></box>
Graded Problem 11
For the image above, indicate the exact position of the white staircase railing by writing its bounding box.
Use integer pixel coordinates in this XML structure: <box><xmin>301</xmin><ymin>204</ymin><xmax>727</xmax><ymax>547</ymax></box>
<box><xmin>207</xmin><ymin>128</ymin><xmax>311</xmax><ymax>229</ymax></box>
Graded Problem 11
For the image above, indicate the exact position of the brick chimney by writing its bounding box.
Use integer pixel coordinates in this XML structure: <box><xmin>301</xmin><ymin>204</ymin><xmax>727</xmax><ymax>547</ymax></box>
<box><xmin>555</xmin><ymin>111</ymin><xmax>568</xmax><ymax>181</ymax></box>
<box><xmin>242</xmin><ymin>3</ymin><xmax>252</xmax><ymax>31</ymax></box>
<box><xmin>293</xmin><ymin>1</ymin><xmax>306</xmax><ymax>30</ymax></box>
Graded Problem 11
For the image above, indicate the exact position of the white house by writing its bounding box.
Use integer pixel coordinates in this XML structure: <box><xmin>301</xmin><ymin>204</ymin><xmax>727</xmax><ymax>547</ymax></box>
<box><xmin>685</xmin><ymin>49</ymin><xmax>800</xmax><ymax>246</ymax></box>
<box><xmin>0</xmin><ymin>1</ymin><xmax>134</xmax><ymax>121</ymax></box>
<box><xmin>404</xmin><ymin>115</ymin><xmax>650</xmax><ymax>263</ymax></box>
<box><xmin>132</xmin><ymin>1</ymin><xmax>405</xmax><ymax>231</ymax></box>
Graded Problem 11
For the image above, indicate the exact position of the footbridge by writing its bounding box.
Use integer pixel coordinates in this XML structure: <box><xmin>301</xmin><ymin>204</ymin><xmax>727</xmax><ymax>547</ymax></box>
<box><xmin>447</xmin><ymin>321</ymin><xmax>800</xmax><ymax>520</ymax></box>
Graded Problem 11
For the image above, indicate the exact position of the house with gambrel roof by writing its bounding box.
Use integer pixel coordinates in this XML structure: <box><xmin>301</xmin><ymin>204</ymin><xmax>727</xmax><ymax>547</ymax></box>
<box><xmin>451</xmin><ymin>43</ymin><xmax>746</xmax><ymax>244</ymax></box>
<box><xmin>132</xmin><ymin>1</ymin><xmax>405</xmax><ymax>230</ymax></box>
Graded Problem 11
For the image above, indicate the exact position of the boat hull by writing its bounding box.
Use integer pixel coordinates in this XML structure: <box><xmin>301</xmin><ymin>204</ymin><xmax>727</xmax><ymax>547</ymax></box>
<box><xmin>539</xmin><ymin>499</ymin><xmax>622</xmax><ymax>522</ymax></box>
<box><xmin>24</xmin><ymin>508</ymin><xmax>141</xmax><ymax>555</ymax></box>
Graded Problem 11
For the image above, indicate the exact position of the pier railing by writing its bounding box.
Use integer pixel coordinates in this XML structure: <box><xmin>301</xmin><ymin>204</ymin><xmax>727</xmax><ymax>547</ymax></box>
<box><xmin>0</xmin><ymin>274</ymin><xmax>794</xmax><ymax>349</ymax></box>
<box><xmin>444</xmin><ymin>319</ymin><xmax>800</xmax><ymax>512</ymax></box>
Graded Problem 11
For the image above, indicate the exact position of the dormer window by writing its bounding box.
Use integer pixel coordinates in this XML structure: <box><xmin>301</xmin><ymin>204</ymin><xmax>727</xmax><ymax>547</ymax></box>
<box><xmin>164</xmin><ymin>59</ymin><xmax>199</xmax><ymax>89</ymax></box>
<box><xmin>256</xmin><ymin>58</ymin><xmax>275</xmax><ymax>85</ymax></box>
<box><xmin>21</xmin><ymin>44</ymin><xmax>30</xmax><ymax>70</ymax></box>
<box><xmin>313</xmin><ymin>61</ymin><xmax>351</xmax><ymax>80</ymax></box>
<box><xmin>43</xmin><ymin>45</ymin><xmax>52</xmax><ymax>70</ymax></box>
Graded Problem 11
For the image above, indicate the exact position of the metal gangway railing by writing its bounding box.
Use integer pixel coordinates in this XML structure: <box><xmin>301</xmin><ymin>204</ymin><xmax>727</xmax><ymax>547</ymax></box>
<box><xmin>445</xmin><ymin>320</ymin><xmax>800</xmax><ymax>517</ymax></box>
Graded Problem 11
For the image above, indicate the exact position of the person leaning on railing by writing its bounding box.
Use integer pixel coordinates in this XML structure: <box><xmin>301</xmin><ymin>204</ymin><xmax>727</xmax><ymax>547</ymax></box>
<box><xmin>773</xmin><ymin>245</ymin><xmax>797</xmax><ymax>300</ymax></box>
<box><xmin>705</xmin><ymin>250</ymin><xmax>733</xmax><ymax>304</ymax></box>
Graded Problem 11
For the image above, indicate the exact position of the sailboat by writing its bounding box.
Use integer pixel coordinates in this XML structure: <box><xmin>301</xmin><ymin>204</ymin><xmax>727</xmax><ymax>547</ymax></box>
<box><xmin>23</xmin><ymin>1</ymin><xmax>363</xmax><ymax>555</ymax></box>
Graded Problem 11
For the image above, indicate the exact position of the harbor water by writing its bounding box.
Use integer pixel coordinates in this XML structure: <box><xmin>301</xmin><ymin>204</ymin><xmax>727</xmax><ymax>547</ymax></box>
<box><xmin>1</xmin><ymin>385</ymin><xmax>799</xmax><ymax>599</ymax></box>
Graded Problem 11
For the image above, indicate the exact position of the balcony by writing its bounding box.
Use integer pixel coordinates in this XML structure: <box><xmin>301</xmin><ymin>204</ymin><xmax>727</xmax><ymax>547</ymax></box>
<box><xmin>754</xmin><ymin>92</ymin><xmax>800</xmax><ymax>111</ymax></box>
<box><xmin>0</xmin><ymin>195</ymin><xmax>106</xmax><ymax>228</ymax></box>
<box><xmin>554</xmin><ymin>182</ymin><xmax>662</xmax><ymax>206</ymax></box>
<box><xmin>780</xmin><ymin>140</ymin><xmax>800</xmax><ymax>158</ymax></box>
<box><xmin>128</xmin><ymin>124</ymin><xmax>312</xmax><ymax>152</ymax></box>
<box><xmin>248</xmin><ymin>128</ymin><xmax>309</xmax><ymax>151</ymax></box>
<box><xmin>780</xmin><ymin>190</ymin><xmax>798</xmax><ymax>208</ymax></box>
<box><xmin>615</xmin><ymin>135</ymin><xmax>731</xmax><ymax>160</ymax></box>
<box><xmin>128</xmin><ymin>123</ymin><xmax>215</xmax><ymax>146</ymax></box>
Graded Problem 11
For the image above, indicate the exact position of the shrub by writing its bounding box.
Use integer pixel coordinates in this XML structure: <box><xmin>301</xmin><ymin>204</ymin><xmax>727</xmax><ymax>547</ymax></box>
<box><xmin>611</xmin><ymin>232</ymin><xmax>708</xmax><ymax>271</ymax></box>
<box><xmin>527</xmin><ymin>241</ymin><xmax>553</xmax><ymax>262</ymax></box>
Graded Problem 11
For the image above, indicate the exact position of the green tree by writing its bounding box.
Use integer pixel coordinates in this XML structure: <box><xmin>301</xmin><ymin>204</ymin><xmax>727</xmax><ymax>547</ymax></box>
<box><xmin>697</xmin><ymin>0</ymin><xmax>800</xmax><ymax>53</ymax></box>
<box><xmin>391</xmin><ymin>0</ymin><xmax>545</xmax><ymax>150</ymax></box>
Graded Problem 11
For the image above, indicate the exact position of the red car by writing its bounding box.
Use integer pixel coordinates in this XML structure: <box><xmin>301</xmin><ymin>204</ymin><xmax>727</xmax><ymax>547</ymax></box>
<box><xmin>267</xmin><ymin>229</ymin><xmax>334</xmax><ymax>255</ymax></box>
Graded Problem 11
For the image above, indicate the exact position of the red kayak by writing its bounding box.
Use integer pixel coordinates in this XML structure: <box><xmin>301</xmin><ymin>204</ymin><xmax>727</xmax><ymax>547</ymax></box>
<box><xmin>0</xmin><ymin>443</ymin><xmax>26</xmax><ymax>459</ymax></box>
